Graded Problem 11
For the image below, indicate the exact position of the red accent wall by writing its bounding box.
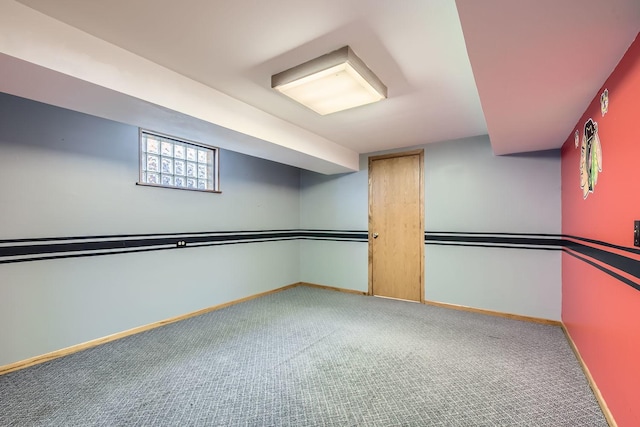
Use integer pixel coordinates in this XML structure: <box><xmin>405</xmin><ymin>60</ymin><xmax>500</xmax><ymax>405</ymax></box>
<box><xmin>562</xmin><ymin>33</ymin><xmax>640</xmax><ymax>427</ymax></box>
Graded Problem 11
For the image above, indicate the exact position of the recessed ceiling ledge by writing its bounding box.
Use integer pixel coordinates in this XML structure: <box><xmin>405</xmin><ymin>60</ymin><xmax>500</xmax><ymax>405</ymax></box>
<box><xmin>0</xmin><ymin>1</ymin><xmax>359</xmax><ymax>174</ymax></box>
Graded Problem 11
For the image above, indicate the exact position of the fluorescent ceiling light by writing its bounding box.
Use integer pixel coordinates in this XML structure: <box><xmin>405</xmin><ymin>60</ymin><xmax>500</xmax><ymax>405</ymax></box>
<box><xmin>272</xmin><ymin>46</ymin><xmax>387</xmax><ymax>115</ymax></box>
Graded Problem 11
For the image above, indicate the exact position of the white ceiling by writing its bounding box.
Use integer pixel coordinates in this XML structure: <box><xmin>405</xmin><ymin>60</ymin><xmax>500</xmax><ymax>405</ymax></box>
<box><xmin>458</xmin><ymin>0</ymin><xmax>640</xmax><ymax>155</ymax></box>
<box><xmin>1</xmin><ymin>0</ymin><xmax>639</xmax><ymax>173</ymax></box>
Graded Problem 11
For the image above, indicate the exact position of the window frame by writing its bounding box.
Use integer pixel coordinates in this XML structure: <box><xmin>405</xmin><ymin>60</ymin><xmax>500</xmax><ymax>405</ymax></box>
<box><xmin>137</xmin><ymin>129</ymin><xmax>220</xmax><ymax>193</ymax></box>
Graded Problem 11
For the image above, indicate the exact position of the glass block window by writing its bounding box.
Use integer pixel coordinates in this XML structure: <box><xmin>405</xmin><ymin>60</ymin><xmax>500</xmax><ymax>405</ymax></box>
<box><xmin>139</xmin><ymin>130</ymin><xmax>219</xmax><ymax>192</ymax></box>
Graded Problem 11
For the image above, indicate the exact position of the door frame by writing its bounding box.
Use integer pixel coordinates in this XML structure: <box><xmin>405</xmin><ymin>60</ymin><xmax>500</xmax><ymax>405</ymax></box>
<box><xmin>368</xmin><ymin>149</ymin><xmax>425</xmax><ymax>302</ymax></box>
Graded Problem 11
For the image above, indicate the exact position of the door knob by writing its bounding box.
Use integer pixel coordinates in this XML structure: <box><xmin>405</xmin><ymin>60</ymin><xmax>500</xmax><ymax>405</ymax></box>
<box><xmin>373</xmin><ymin>233</ymin><xmax>379</xmax><ymax>239</ymax></box>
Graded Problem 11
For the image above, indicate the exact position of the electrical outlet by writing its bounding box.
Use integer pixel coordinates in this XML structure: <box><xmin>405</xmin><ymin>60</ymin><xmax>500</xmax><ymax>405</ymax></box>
<box><xmin>634</xmin><ymin>221</ymin><xmax>640</xmax><ymax>247</ymax></box>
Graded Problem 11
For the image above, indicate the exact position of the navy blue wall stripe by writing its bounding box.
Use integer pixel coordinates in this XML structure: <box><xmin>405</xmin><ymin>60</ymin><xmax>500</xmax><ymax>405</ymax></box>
<box><xmin>562</xmin><ymin>249</ymin><xmax>640</xmax><ymax>292</ymax></box>
<box><xmin>563</xmin><ymin>240</ymin><xmax>640</xmax><ymax>281</ymax></box>
<box><xmin>0</xmin><ymin>232</ymin><xmax>303</xmax><ymax>258</ymax></box>
<box><xmin>425</xmin><ymin>231</ymin><xmax>562</xmax><ymax>237</ymax></box>
<box><xmin>0</xmin><ymin>230</ymin><xmax>368</xmax><ymax>264</ymax></box>
<box><xmin>1</xmin><ymin>230</ymin><xmax>638</xmax><ymax>293</ymax></box>
<box><xmin>425</xmin><ymin>242</ymin><xmax>561</xmax><ymax>251</ymax></box>
<box><xmin>425</xmin><ymin>234</ymin><xmax>563</xmax><ymax>248</ymax></box>
<box><xmin>0</xmin><ymin>229</ymin><xmax>368</xmax><ymax>245</ymax></box>
<box><xmin>424</xmin><ymin>233</ymin><xmax>639</xmax><ymax>290</ymax></box>
<box><xmin>562</xmin><ymin>234</ymin><xmax>640</xmax><ymax>256</ymax></box>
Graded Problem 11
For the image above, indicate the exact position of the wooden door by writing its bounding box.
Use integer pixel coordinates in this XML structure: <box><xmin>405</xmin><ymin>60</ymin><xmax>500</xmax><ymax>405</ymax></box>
<box><xmin>369</xmin><ymin>150</ymin><xmax>424</xmax><ymax>302</ymax></box>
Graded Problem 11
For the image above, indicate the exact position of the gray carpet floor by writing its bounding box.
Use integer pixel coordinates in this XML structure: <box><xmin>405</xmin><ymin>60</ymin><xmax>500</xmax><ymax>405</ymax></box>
<box><xmin>1</xmin><ymin>287</ymin><xmax>606</xmax><ymax>426</ymax></box>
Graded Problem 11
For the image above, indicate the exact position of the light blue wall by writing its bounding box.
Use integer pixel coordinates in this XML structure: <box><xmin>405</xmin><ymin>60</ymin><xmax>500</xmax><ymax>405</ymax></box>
<box><xmin>0</xmin><ymin>93</ymin><xmax>563</xmax><ymax>367</ymax></box>
<box><xmin>423</xmin><ymin>138</ymin><xmax>561</xmax><ymax>319</ymax></box>
<box><xmin>300</xmin><ymin>136</ymin><xmax>562</xmax><ymax>320</ymax></box>
<box><xmin>0</xmin><ymin>93</ymin><xmax>301</xmax><ymax>366</ymax></box>
<box><xmin>424</xmin><ymin>139</ymin><xmax>560</xmax><ymax>233</ymax></box>
<box><xmin>0</xmin><ymin>94</ymin><xmax>300</xmax><ymax>238</ymax></box>
<box><xmin>299</xmin><ymin>170</ymin><xmax>369</xmax><ymax>291</ymax></box>
<box><xmin>300</xmin><ymin>171</ymin><xmax>368</xmax><ymax>230</ymax></box>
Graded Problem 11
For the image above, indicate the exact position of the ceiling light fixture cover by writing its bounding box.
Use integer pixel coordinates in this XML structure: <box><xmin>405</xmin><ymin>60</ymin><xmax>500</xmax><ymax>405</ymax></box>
<box><xmin>271</xmin><ymin>46</ymin><xmax>387</xmax><ymax>115</ymax></box>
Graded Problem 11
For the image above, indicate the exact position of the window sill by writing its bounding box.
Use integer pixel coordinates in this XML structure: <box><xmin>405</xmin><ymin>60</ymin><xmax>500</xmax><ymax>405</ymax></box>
<box><xmin>136</xmin><ymin>182</ymin><xmax>222</xmax><ymax>194</ymax></box>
